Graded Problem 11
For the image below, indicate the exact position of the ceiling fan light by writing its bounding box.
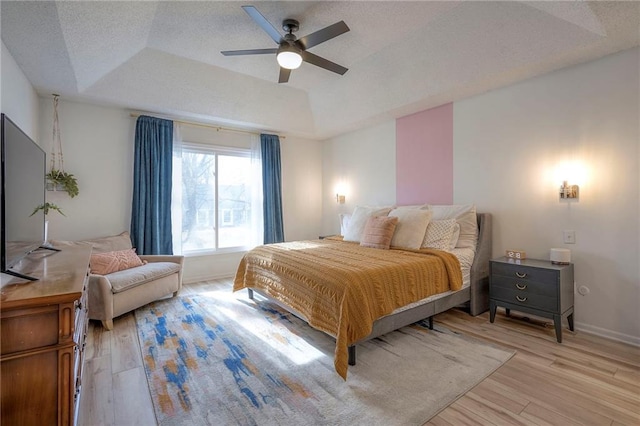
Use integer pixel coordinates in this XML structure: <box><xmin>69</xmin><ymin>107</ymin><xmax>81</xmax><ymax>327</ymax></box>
<box><xmin>277</xmin><ymin>49</ymin><xmax>302</xmax><ymax>70</ymax></box>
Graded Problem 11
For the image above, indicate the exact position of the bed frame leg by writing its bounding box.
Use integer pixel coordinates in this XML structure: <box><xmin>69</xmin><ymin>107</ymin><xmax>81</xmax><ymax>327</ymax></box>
<box><xmin>247</xmin><ymin>289</ymin><xmax>254</xmax><ymax>299</ymax></box>
<box><xmin>348</xmin><ymin>346</ymin><xmax>356</xmax><ymax>366</ymax></box>
<box><xmin>428</xmin><ymin>317</ymin><xmax>433</xmax><ymax>330</ymax></box>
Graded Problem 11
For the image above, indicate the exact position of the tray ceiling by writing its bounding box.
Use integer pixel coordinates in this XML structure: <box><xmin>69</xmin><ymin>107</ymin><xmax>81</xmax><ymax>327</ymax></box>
<box><xmin>2</xmin><ymin>1</ymin><xmax>638</xmax><ymax>139</ymax></box>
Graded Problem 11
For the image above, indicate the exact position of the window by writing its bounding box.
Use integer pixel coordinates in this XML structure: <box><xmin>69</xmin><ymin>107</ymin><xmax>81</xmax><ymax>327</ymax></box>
<box><xmin>178</xmin><ymin>143</ymin><xmax>253</xmax><ymax>253</ymax></box>
<box><xmin>221</xmin><ymin>209</ymin><xmax>233</xmax><ymax>226</ymax></box>
<box><xmin>196</xmin><ymin>209</ymin><xmax>212</xmax><ymax>227</ymax></box>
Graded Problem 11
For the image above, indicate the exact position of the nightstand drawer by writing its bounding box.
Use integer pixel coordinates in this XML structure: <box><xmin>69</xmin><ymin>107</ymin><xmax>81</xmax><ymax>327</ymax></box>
<box><xmin>491</xmin><ymin>275</ymin><xmax>557</xmax><ymax>298</ymax></box>
<box><xmin>491</xmin><ymin>286</ymin><xmax>558</xmax><ymax>312</ymax></box>
<box><xmin>491</xmin><ymin>262</ymin><xmax>558</xmax><ymax>283</ymax></box>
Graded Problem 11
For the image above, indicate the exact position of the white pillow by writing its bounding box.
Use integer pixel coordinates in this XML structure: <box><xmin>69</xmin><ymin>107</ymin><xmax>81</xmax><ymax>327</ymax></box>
<box><xmin>428</xmin><ymin>204</ymin><xmax>478</xmax><ymax>250</ymax></box>
<box><xmin>388</xmin><ymin>208</ymin><xmax>432</xmax><ymax>250</ymax></box>
<box><xmin>449</xmin><ymin>223</ymin><xmax>461</xmax><ymax>250</ymax></box>
<box><xmin>393</xmin><ymin>204</ymin><xmax>429</xmax><ymax>210</ymax></box>
<box><xmin>343</xmin><ymin>206</ymin><xmax>393</xmax><ymax>242</ymax></box>
<box><xmin>339</xmin><ymin>213</ymin><xmax>351</xmax><ymax>236</ymax></box>
<box><xmin>422</xmin><ymin>218</ymin><xmax>458</xmax><ymax>251</ymax></box>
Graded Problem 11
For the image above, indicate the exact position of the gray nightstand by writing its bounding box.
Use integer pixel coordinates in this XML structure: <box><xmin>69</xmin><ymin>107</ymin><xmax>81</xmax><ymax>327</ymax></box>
<box><xmin>489</xmin><ymin>257</ymin><xmax>574</xmax><ymax>343</ymax></box>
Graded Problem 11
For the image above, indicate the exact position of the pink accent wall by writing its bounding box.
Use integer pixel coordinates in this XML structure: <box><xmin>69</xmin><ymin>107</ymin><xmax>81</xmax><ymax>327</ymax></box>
<box><xmin>396</xmin><ymin>103</ymin><xmax>453</xmax><ymax>205</ymax></box>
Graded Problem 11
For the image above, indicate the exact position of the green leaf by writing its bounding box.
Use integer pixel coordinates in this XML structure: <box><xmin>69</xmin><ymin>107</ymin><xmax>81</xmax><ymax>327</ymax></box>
<box><xmin>46</xmin><ymin>169</ymin><xmax>79</xmax><ymax>198</ymax></box>
<box><xmin>30</xmin><ymin>202</ymin><xmax>66</xmax><ymax>217</ymax></box>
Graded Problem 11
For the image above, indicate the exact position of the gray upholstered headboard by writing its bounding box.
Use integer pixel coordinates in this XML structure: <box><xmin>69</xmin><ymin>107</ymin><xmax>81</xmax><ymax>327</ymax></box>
<box><xmin>469</xmin><ymin>213</ymin><xmax>492</xmax><ymax>316</ymax></box>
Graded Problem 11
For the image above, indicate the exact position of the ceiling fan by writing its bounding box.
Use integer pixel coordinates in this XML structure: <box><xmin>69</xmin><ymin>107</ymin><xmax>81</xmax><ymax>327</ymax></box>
<box><xmin>221</xmin><ymin>5</ymin><xmax>350</xmax><ymax>83</ymax></box>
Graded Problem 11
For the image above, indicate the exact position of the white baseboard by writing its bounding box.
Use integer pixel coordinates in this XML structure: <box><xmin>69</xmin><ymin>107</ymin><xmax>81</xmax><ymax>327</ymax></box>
<box><xmin>575</xmin><ymin>322</ymin><xmax>640</xmax><ymax>347</ymax></box>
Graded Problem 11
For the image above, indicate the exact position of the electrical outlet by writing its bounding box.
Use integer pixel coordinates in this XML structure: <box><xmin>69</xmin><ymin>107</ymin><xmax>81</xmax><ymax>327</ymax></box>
<box><xmin>563</xmin><ymin>230</ymin><xmax>576</xmax><ymax>244</ymax></box>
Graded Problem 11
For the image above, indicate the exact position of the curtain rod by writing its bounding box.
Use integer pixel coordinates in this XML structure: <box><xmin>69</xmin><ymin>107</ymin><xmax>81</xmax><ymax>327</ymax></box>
<box><xmin>129</xmin><ymin>112</ymin><xmax>285</xmax><ymax>139</ymax></box>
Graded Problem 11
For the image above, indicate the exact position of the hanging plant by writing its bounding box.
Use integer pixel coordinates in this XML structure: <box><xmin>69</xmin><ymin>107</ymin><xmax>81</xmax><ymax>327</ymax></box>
<box><xmin>47</xmin><ymin>94</ymin><xmax>80</xmax><ymax>198</ymax></box>
<box><xmin>46</xmin><ymin>169</ymin><xmax>79</xmax><ymax>198</ymax></box>
<box><xmin>30</xmin><ymin>202</ymin><xmax>66</xmax><ymax>217</ymax></box>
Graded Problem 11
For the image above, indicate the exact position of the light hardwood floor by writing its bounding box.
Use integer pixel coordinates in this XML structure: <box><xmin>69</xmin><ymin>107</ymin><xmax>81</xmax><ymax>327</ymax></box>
<box><xmin>78</xmin><ymin>278</ymin><xmax>639</xmax><ymax>425</ymax></box>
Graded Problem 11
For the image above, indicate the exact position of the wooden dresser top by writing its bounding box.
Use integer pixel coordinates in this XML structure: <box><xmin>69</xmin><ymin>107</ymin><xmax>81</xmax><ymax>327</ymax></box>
<box><xmin>1</xmin><ymin>243</ymin><xmax>92</xmax><ymax>310</ymax></box>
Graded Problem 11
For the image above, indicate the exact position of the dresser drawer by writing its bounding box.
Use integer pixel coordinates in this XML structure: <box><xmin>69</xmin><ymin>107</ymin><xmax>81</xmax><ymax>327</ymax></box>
<box><xmin>491</xmin><ymin>262</ymin><xmax>558</xmax><ymax>283</ymax></box>
<box><xmin>0</xmin><ymin>306</ymin><xmax>59</xmax><ymax>355</ymax></box>
<box><xmin>491</xmin><ymin>275</ymin><xmax>557</xmax><ymax>298</ymax></box>
<box><xmin>491</xmin><ymin>286</ymin><xmax>558</xmax><ymax>312</ymax></box>
<box><xmin>73</xmin><ymin>290</ymin><xmax>88</xmax><ymax>346</ymax></box>
<box><xmin>73</xmin><ymin>343</ymin><xmax>84</xmax><ymax>408</ymax></box>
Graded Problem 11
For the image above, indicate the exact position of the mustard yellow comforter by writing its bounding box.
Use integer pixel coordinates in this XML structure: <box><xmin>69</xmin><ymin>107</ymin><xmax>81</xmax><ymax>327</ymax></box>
<box><xmin>233</xmin><ymin>238</ymin><xmax>462</xmax><ymax>379</ymax></box>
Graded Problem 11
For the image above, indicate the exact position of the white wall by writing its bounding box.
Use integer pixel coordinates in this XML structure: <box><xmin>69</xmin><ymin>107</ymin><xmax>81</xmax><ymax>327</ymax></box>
<box><xmin>321</xmin><ymin>120</ymin><xmax>396</xmax><ymax>235</ymax></box>
<box><xmin>38</xmin><ymin>98</ymin><xmax>134</xmax><ymax>242</ymax></box>
<box><xmin>453</xmin><ymin>48</ymin><xmax>639</xmax><ymax>344</ymax></box>
<box><xmin>281</xmin><ymin>135</ymin><xmax>323</xmax><ymax>241</ymax></box>
<box><xmin>1</xmin><ymin>41</ymin><xmax>39</xmax><ymax>142</ymax></box>
<box><xmin>38</xmin><ymin>98</ymin><xmax>323</xmax><ymax>282</ymax></box>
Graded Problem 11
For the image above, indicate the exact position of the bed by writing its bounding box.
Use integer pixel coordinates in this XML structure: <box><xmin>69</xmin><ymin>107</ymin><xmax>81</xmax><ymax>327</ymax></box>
<box><xmin>233</xmin><ymin>212</ymin><xmax>492</xmax><ymax>379</ymax></box>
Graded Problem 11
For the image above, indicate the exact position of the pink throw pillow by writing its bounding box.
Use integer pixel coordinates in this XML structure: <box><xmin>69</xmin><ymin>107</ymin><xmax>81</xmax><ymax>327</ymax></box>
<box><xmin>360</xmin><ymin>216</ymin><xmax>398</xmax><ymax>249</ymax></box>
<box><xmin>90</xmin><ymin>248</ymin><xmax>144</xmax><ymax>275</ymax></box>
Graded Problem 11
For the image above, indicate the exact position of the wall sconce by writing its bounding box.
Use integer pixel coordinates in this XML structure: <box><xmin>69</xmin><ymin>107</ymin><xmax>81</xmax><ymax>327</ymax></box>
<box><xmin>336</xmin><ymin>193</ymin><xmax>346</xmax><ymax>204</ymax></box>
<box><xmin>559</xmin><ymin>181</ymin><xmax>579</xmax><ymax>200</ymax></box>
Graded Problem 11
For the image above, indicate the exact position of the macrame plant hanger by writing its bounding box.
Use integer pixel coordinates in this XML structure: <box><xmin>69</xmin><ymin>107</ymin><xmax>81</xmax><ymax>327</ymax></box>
<box><xmin>46</xmin><ymin>94</ymin><xmax>78</xmax><ymax>198</ymax></box>
<box><xmin>49</xmin><ymin>94</ymin><xmax>64</xmax><ymax>177</ymax></box>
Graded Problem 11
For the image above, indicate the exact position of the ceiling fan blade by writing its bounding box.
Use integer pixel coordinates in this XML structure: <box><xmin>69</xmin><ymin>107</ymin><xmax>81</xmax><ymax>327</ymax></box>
<box><xmin>221</xmin><ymin>48</ymin><xmax>278</xmax><ymax>56</ymax></box>
<box><xmin>242</xmin><ymin>5</ymin><xmax>282</xmax><ymax>44</ymax></box>
<box><xmin>297</xmin><ymin>21</ymin><xmax>349</xmax><ymax>50</ymax></box>
<box><xmin>278</xmin><ymin>67</ymin><xmax>292</xmax><ymax>83</ymax></box>
<box><xmin>301</xmin><ymin>51</ymin><xmax>348</xmax><ymax>75</ymax></box>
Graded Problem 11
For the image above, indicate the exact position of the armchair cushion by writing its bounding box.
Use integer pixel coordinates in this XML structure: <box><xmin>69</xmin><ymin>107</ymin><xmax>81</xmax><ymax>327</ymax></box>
<box><xmin>106</xmin><ymin>262</ymin><xmax>182</xmax><ymax>294</ymax></box>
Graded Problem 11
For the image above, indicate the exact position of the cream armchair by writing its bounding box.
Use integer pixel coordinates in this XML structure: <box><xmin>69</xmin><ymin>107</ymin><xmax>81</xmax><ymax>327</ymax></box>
<box><xmin>56</xmin><ymin>232</ymin><xmax>184</xmax><ymax>330</ymax></box>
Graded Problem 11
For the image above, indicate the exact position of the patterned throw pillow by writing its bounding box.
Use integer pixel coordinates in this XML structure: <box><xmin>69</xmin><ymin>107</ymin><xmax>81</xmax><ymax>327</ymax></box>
<box><xmin>360</xmin><ymin>216</ymin><xmax>399</xmax><ymax>249</ymax></box>
<box><xmin>90</xmin><ymin>248</ymin><xmax>144</xmax><ymax>275</ymax></box>
<box><xmin>421</xmin><ymin>218</ymin><xmax>458</xmax><ymax>251</ymax></box>
<box><xmin>428</xmin><ymin>204</ymin><xmax>477</xmax><ymax>249</ymax></box>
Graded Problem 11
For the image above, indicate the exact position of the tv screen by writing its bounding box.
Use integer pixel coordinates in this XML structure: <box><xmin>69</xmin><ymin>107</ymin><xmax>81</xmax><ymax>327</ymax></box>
<box><xmin>1</xmin><ymin>113</ymin><xmax>46</xmax><ymax>273</ymax></box>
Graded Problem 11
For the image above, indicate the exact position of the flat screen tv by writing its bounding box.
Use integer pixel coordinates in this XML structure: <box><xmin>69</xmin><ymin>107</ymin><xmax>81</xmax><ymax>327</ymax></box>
<box><xmin>1</xmin><ymin>113</ymin><xmax>47</xmax><ymax>280</ymax></box>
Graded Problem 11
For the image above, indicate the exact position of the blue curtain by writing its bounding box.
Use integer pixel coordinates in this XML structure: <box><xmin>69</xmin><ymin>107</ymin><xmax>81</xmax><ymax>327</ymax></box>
<box><xmin>261</xmin><ymin>134</ymin><xmax>284</xmax><ymax>244</ymax></box>
<box><xmin>131</xmin><ymin>116</ymin><xmax>173</xmax><ymax>255</ymax></box>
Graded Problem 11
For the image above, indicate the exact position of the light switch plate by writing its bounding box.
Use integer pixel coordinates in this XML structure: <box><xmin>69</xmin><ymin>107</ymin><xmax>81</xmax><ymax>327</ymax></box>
<box><xmin>563</xmin><ymin>230</ymin><xmax>576</xmax><ymax>244</ymax></box>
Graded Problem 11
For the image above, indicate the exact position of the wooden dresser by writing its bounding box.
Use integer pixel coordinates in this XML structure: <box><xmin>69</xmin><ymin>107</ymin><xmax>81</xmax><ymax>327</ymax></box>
<box><xmin>1</xmin><ymin>244</ymin><xmax>91</xmax><ymax>425</ymax></box>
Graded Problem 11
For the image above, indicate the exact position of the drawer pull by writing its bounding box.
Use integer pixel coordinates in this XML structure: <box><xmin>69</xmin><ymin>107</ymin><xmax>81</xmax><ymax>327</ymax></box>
<box><xmin>516</xmin><ymin>295</ymin><xmax>527</xmax><ymax>302</ymax></box>
<box><xmin>515</xmin><ymin>283</ymin><xmax>527</xmax><ymax>290</ymax></box>
<box><xmin>515</xmin><ymin>272</ymin><xmax>527</xmax><ymax>278</ymax></box>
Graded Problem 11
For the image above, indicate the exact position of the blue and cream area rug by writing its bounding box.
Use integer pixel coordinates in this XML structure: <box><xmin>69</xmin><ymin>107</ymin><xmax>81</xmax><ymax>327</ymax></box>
<box><xmin>135</xmin><ymin>290</ymin><xmax>514</xmax><ymax>425</ymax></box>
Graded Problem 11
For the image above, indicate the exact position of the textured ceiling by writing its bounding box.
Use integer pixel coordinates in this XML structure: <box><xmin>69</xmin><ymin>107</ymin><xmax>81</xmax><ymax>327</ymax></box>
<box><xmin>1</xmin><ymin>1</ymin><xmax>639</xmax><ymax>139</ymax></box>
